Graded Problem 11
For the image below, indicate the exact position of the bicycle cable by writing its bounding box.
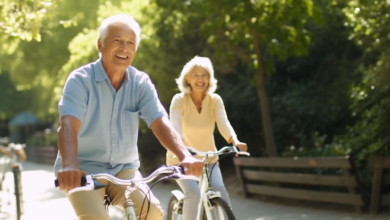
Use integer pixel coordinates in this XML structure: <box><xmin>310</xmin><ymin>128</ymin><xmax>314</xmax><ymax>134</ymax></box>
<box><xmin>140</xmin><ymin>175</ymin><xmax>174</xmax><ymax>220</ymax></box>
<box><xmin>208</xmin><ymin>153</ymin><xmax>230</xmax><ymax>187</ymax></box>
<box><xmin>100</xmin><ymin>182</ymin><xmax>150</xmax><ymax>220</ymax></box>
<box><xmin>105</xmin><ymin>182</ymin><xmax>151</xmax><ymax>220</ymax></box>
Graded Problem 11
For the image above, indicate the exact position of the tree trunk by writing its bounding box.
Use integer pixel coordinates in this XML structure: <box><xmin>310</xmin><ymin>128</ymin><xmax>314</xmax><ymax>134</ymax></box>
<box><xmin>252</xmin><ymin>31</ymin><xmax>278</xmax><ymax>157</ymax></box>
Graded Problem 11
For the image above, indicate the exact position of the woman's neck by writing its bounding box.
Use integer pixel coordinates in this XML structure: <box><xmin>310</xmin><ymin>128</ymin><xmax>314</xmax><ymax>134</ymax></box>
<box><xmin>190</xmin><ymin>91</ymin><xmax>206</xmax><ymax>104</ymax></box>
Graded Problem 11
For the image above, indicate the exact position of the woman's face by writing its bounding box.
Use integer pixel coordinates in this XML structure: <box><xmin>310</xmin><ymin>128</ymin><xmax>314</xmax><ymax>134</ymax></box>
<box><xmin>186</xmin><ymin>66</ymin><xmax>209</xmax><ymax>93</ymax></box>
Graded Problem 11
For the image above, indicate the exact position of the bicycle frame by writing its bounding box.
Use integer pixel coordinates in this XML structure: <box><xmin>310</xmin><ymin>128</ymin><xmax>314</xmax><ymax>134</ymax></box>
<box><xmin>0</xmin><ymin>143</ymin><xmax>25</xmax><ymax>220</ymax></box>
<box><xmin>169</xmin><ymin>146</ymin><xmax>250</xmax><ymax>220</ymax></box>
<box><xmin>0</xmin><ymin>143</ymin><xmax>23</xmax><ymax>193</ymax></box>
<box><xmin>195</xmin><ymin>156</ymin><xmax>224</xmax><ymax>220</ymax></box>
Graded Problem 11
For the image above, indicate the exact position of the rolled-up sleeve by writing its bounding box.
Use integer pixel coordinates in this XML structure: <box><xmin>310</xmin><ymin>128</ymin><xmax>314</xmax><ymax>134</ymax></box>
<box><xmin>214</xmin><ymin>94</ymin><xmax>236</xmax><ymax>143</ymax></box>
<box><xmin>58</xmin><ymin>72</ymin><xmax>88</xmax><ymax>122</ymax></box>
<box><xmin>138</xmin><ymin>75</ymin><xmax>167</xmax><ymax>127</ymax></box>
<box><xmin>169</xmin><ymin>94</ymin><xmax>183</xmax><ymax>138</ymax></box>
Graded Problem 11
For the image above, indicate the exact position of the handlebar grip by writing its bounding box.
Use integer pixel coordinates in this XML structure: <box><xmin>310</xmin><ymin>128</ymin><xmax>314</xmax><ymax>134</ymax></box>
<box><xmin>178</xmin><ymin>166</ymin><xmax>186</xmax><ymax>174</ymax></box>
<box><xmin>54</xmin><ymin>176</ymin><xmax>87</xmax><ymax>187</ymax></box>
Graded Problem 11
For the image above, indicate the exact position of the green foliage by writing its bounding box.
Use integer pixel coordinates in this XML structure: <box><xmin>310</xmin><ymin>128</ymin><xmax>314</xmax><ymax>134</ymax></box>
<box><xmin>332</xmin><ymin>0</ymin><xmax>390</xmax><ymax>158</ymax></box>
<box><xmin>0</xmin><ymin>0</ymin><xmax>54</xmax><ymax>41</ymax></box>
<box><xmin>0</xmin><ymin>0</ymin><xmax>101</xmax><ymax>120</ymax></box>
<box><xmin>154</xmin><ymin>0</ymin><xmax>322</xmax><ymax>74</ymax></box>
<box><xmin>0</xmin><ymin>72</ymin><xmax>35</xmax><ymax>120</ymax></box>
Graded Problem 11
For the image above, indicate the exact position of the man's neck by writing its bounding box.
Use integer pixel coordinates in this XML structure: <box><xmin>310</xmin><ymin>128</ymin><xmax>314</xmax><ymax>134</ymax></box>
<box><xmin>102</xmin><ymin>61</ymin><xmax>127</xmax><ymax>91</ymax></box>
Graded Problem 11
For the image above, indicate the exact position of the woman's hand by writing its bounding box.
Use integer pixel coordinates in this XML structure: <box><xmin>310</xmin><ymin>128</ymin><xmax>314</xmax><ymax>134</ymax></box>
<box><xmin>235</xmin><ymin>141</ymin><xmax>248</xmax><ymax>152</ymax></box>
<box><xmin>229</xmin><ymin>136</ymin><xmax>248</xmax><ymax>156</ymax></box>
<box><xmin>233</xmin><ymin>139</ymin><xmax>248</xmax><ymax>157</ymax></box>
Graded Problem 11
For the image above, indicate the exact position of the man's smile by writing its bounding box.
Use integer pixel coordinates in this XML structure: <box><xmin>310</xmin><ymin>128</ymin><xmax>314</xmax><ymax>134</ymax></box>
<box><xmin>115</xmin><ymin>54</ymin><xmax>128</xmax><ymax>59</ymax></box>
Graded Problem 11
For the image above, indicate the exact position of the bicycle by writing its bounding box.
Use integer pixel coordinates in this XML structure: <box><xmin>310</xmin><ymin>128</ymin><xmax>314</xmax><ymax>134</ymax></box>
<box><xmin>0</xmin><ymin>140</ymin><xmax>26</xmax><ymax>220</ymax></box>
<box><xmin>167</xmin><ymin>146</ymin><xmax>250</xmax><ymax>220</ymax></box>
<box><xmin>55</xmin><ymin>165</ymin><xmax>199</xmax><ymax>220</ymax></box>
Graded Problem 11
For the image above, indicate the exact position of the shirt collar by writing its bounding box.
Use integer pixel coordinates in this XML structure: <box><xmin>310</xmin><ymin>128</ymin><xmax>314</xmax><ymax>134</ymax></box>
<box><xmin>94</xmin><ymin>58</ymin><xmax>131</xmax><ymax>83</ymax></box>
<box><xmin>94</xmin><ymin>58</ymin><xmax>108</xmax><ymax>82</ymax></box>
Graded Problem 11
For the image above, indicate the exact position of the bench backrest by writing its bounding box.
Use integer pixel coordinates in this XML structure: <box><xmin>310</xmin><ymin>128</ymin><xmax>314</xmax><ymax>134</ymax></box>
<box><xmin>233</xmin><ymin>156</ymin><xmax>357</xmax><ymax>187</ymax></box>
<box><xmin>233</xmin><ymin>156</ymin><xmax>364</xmax><ymax>211</ymax></box>
<box><xmin>369</xmin><ymin>156</ymin><xmax>390</xmax><ymax>214</ymax></box>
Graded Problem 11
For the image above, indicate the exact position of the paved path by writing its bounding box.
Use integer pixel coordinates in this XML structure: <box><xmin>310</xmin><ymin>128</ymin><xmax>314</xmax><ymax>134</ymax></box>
<box><xmin>0</xmin><ymin>161</ymin><xmax>388</xmax><ymax>220</ymax></box>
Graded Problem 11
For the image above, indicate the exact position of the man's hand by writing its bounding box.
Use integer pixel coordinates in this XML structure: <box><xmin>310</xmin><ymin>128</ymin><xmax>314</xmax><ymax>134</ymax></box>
<box><xmin>57</xmin><ymin>166</ymin><xmax>87</xmax><ymax>193</ymax></box>
<box><xmin>179</xmin><ymin>155</ymin><xmax>203</xmax><ymax>177</ymax></box>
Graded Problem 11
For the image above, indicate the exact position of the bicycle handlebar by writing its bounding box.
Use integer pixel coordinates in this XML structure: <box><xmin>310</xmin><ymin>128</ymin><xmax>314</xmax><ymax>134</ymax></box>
<box><xmin>186</xmin><ymin>146</ymin><xmax>250</xmax><ymax>157</ymax></box>
<box><xmin>55</xmin><ymin>166</ymin><xmax>199</xmax><ymax>194</ymax></box>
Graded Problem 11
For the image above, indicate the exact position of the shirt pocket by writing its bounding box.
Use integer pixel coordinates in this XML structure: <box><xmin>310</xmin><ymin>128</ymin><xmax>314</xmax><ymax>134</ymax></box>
<box><xmin>122</xmin><ymin>110</ymin><xmax>139</xmax><ymax>134</ymax></box>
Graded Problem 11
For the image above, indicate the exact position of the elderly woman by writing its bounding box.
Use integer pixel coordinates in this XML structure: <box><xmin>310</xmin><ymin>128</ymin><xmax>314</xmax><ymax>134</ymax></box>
<box><xmin>166</xmin><ymin>56</ymin><xmax>248</xmax><ymax>220</ymax></box>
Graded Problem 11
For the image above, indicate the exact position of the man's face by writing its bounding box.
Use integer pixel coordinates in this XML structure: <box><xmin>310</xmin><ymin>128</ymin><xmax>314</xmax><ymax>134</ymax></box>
<box><xmin>98</xmin><ymin>23</ymin><xmax>137</xmax><ymax>69</ymax></box>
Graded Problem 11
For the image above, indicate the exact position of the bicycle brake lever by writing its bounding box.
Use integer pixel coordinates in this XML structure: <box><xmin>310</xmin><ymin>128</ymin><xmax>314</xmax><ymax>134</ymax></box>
<box><xmin>68</xmin><ymin>175</ymin><xmax>95</xmax><ymax>194</ymax></box>
<box><xmin>232</xmin><ymin>146</ymin><xmax>250</xmax><ymax>156</ymax></box>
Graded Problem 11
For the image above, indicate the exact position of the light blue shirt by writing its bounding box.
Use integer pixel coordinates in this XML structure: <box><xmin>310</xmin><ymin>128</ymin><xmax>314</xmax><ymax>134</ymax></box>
<box><xmin>54</xmin><ymin>58</ymin><xmax>167</xmax><ymax>176</ymax></box>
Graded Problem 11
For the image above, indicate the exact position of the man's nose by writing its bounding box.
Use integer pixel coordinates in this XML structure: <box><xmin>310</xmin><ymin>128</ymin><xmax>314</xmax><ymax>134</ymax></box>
<box><xmin>121</xmin><ymin>42</ymin><xmax>129</xmax><ymax>50</ymax></box>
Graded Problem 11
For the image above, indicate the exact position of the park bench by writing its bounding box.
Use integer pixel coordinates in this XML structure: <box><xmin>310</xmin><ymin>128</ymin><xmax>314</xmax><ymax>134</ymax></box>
<box><xmin>233</xmin><ymin>156</ymin><xmax>364</xmax><ymax>212</ymax></box>
<box><xmin>369</xmin><ymin>156</ymin><xmax>390</xmax><ymax>214</ymax></box>
<box><xmin>25</xmin><ymin>146</ymin><xmax>58</xmax><ymax>164</ymax></box>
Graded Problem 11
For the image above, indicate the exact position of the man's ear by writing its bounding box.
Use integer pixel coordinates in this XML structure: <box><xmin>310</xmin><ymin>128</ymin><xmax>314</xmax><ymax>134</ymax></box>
<box><xmin>97</xmin><ymin>39</ymin><xmax>103</xmax><ymax>52</ymax></box>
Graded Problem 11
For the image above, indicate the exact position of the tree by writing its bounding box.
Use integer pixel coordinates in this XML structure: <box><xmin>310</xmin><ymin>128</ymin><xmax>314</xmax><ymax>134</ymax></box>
<box><xmin>0</xmin><ymin>0</ymin><xmax>100</xmax><ymax>120</ymax></box>
<box><xmin>152</xmin><ymin>0</ymin><xmax>322</xmax><ymax>156</ymax></box>
<box><xmin>335</xmin><ymin>0</ymin><xmax>390</xmax><ymax>157</ymax></box>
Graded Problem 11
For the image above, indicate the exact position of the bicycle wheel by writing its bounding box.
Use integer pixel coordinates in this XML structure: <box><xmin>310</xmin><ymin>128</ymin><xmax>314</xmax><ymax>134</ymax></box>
<box><xmin>167</xmin><ymin>196</ymin><xmax>183</xmax><ymax>220</ymax></box>
<box><xmin>12</xmin><ymin>166</ymin><xmax>23</xmax><ymax>220</ymax></box>
<box><xmin>202</xmin><ymin>198</ymin><xmax>235</xmax><ymax>220</ymax></box>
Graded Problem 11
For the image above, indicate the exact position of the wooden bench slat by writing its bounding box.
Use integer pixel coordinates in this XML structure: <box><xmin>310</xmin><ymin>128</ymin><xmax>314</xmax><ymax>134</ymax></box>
<box><xmin>242</xmin><ymin>170</ymin><xmax>357</xmax><ymax>187</ymax></box>
<box><xmin>384</xmin><ymin>174</ymin><xmax>390</xmax><ymax>185</ymax></box>
<box><xmin>381</xmin><ymin>194</ymin><xmax>390</xmax><ymax>206</ymax></box>
<box><xmin>233</xmin><ymin>157</ymin><xmax>351</xmax><ymax>168</ymax></box>
<box><xmin>246</xmin><ymin>184</ymin><xmax>363</xmax><ymax>206</ymax></box>
<box><xmin>368</xmin><ymin>156</ymin><xmax>390</xmax><ymax>168</ymax></box>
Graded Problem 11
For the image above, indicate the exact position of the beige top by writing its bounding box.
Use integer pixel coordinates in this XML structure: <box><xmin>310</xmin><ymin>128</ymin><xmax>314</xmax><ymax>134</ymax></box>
<box><xmin>166</xmin><ymin>93</ymin><xmax>237</xmax><ymax>166</ymax></box>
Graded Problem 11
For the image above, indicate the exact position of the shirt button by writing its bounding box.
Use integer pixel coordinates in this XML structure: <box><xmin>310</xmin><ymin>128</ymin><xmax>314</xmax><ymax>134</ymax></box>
<box><xmin>114</xmin><ymin>114</ymin><xmax>117</xmax><ymax>117</ymax></box>
<box><xmin>111</xmin><ymin>158</ymin><xmax>114</xmax><ymax>161</ymax></box>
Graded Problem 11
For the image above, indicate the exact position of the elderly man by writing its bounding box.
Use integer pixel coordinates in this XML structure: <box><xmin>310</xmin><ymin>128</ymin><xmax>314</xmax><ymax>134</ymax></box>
<box><xmin>54</xmin><ymin>14</ymin><xmax>203</xmax><ymax>220</ymax></box>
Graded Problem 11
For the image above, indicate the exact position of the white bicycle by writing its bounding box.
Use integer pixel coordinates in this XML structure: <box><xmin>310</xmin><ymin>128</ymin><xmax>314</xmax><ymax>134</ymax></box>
<box><xmin>55</xmin><ymin>166</ymin><xmax>198</xmax><ymax>220</ymax></box>
<box><xmin>167</xmin><ymin>146</ymin><xmax>250</xmax><ymax>220</ymax></box>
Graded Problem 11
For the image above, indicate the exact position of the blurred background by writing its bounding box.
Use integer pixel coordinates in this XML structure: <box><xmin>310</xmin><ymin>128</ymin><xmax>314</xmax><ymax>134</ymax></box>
<box><xmin>0</xmin><ymin>0</ymin><xmax>389</xmax><ymax>200</ymax></box>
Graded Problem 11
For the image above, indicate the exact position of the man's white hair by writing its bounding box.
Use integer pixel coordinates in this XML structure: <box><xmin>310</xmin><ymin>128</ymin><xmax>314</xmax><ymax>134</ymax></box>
<box><xmin>98</xmin><ymin>14</ymin><xmax>141</xmax><ymax>50</ymax></box>
<box><xmin>176</xmin><ymin>56</ymin><xmax>218</xmax><ymax>94</ymax></box>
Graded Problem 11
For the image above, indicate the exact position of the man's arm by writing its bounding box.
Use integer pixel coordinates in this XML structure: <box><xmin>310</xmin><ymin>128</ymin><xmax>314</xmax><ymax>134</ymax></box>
<box><xmin>57</xmin><ymin>115</ymin><xmax>86</xmax><ymax>193</ymax></box>
<box><xmin>151</xmin><ymin>116</ymin><xmax>203</xmax><ymax>177</ymax></box>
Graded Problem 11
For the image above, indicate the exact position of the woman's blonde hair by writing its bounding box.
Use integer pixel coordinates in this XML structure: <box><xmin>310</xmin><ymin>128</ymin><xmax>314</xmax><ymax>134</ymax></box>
<box><xmin>176</xmin><ymin>56</ymin><xmax>218</xmax><ymax>93</ymax></box>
